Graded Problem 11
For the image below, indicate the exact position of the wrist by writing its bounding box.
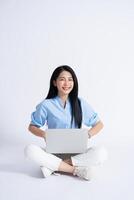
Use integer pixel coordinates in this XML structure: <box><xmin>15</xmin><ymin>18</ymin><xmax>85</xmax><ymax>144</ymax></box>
<box><xmin>88</xmin><ymin>132</ymin><xmax>92</xmax><ymax>138</ymax></box>
<box><xmin>41</xmin><ymin>131</ymin><xmax>46</xmax><ymax>138</ymax></box>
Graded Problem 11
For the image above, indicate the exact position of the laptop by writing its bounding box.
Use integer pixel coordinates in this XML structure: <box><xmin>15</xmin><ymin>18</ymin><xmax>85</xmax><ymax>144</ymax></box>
<box><xmin>45</xmin><ymin>129</ymin><xmax>88</xmax><ymax>154</ymax></box>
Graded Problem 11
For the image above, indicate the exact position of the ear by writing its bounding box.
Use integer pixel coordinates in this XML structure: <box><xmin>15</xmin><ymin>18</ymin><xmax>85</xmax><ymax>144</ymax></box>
<box><xmin>53</xmin><ymin>80</ymin><xmax>57</xmax><ymax>87</ymax></box>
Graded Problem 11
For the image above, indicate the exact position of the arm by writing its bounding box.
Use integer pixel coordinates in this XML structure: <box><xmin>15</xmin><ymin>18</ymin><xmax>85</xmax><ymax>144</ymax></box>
<box><xmin>28</xmin><ymin>124</ymin><xmax>46</xmax><ymax>139</ymax></box>
<box><xmin>88</xmin><ymin>121</ymin><xmax>104</xmax><ymax>138</ymax></box>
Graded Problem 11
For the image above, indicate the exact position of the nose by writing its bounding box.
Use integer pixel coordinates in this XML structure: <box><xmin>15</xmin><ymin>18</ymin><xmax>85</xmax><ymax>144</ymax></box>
<box><xmin>64</xmin><ymin>80</ymin><xmax>69</xmax><ymax>85</ymax></box>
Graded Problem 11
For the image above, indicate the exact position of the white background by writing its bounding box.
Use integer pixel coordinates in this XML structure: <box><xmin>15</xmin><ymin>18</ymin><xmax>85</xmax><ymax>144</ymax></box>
<box><xmin>0</xmin><ymin>0</ymin><xmax>134</xmax><ymax>200</ymax></box>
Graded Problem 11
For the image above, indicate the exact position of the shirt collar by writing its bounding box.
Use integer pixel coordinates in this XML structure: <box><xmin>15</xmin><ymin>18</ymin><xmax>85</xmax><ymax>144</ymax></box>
<box><xmin>55</xmin><ymin>95</ymin><xmax>70</xmax><ymax>109</ymax></box>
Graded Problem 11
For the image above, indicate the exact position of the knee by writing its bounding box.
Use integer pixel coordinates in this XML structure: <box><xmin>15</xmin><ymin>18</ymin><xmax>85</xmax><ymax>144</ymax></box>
<box><xmin>93</xmin><ymin>146</ymin><xmax>108</xmax><ymax>163</ymax></box>
<box><xmin>24</xmin><ymin>144</ymin><xmax>39</xmax><ymax>158</ymax></box>
<box><xmin>87</xmin><ymin>146</ymin><xmax>108</xmax><ymax>165</ymax></box>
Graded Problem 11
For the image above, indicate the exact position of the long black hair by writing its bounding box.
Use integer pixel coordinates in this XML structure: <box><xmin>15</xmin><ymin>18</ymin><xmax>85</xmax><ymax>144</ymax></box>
<box><xmin>46</xmin><ymin>65</ymin><xmax>82</xmax><ymax>128</ymax></box>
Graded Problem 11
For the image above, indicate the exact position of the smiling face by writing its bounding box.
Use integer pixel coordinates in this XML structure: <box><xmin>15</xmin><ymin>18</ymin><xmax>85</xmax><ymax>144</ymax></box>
<box><xmin>53</xmin><ymin>70</ymin><xmax>74</xmax><ymax>98</ymax></box>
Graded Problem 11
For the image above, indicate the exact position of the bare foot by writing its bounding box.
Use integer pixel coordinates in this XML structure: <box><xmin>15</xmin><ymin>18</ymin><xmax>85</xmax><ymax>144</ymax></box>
<box><xmin>63</xmin><ymin>159</ymin><xmax>73</xmax><ymax>165</ymax></box>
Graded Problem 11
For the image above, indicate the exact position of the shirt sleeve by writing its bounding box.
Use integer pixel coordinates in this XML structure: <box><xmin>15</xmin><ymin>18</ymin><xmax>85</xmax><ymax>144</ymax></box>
<box><xmin>30</xmin><ymin>102</ymin><xmax>47</xmax><ymax>127</ymax></box>
<box><xmin>80</xmin><ymin>98</ymin><xmax>100</xmax><ymax>127</ymax></box>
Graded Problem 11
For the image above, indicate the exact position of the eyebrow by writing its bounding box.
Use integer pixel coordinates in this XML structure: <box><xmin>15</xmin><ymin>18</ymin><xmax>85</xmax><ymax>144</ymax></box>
<box><xmin>58</xmin><ymin>76</ymin><xmax>73</xmax><ymax>79</ymax></box>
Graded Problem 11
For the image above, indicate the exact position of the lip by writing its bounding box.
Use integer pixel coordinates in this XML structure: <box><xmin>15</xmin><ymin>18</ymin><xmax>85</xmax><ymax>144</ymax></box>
<box><xmin>62</xmin><ymin>87</ymin><xmax>71</xmax><ymax>91</ymax></box>
<box><xmin>62</xmin><ymin>87</ymin><xmax>71</xmax><ymax>90</ymax></box>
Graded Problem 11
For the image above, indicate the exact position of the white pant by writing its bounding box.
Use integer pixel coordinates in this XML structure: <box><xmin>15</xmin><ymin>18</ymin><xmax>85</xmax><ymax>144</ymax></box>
<box><xmin>24</xmin><ymin>144</ymin><xmax>108</xmax><ymax>171</ymax></box>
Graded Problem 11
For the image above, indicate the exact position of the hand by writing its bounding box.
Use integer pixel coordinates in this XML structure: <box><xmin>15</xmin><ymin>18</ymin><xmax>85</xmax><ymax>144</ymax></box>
<box><xmin>42</xmin><ymin>131</ymin><xmax>46</xmax><ymax>139</ymax></box>
<box><xmin>88</xmin><ymin>131</ymin><xmax>92</xmax><ymax>138</ymax></box>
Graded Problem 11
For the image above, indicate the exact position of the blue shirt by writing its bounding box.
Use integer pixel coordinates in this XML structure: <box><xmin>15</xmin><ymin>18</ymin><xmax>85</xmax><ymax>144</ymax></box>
<box><xmin>30</xmin><ymin>96</ymin><xmax>100</xmax><ymax>128</ymax></box>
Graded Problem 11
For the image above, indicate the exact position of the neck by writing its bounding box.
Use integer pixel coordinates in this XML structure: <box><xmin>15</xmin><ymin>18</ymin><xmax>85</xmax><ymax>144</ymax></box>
<box><xmin>58</xmin><ymin>94</ymin><xmax>68</xmax><ymax>106</ymax></box>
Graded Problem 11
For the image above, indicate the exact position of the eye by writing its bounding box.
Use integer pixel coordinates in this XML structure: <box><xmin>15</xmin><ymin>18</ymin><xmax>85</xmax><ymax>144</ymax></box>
<box><xmin>69</xmin><ymin>78</ymin><xmax>73</xmax><ymax>81</ymax></box>
<box><xmin>59</xmin><ymin>78</ymin><xmax>64</xmax><ymax>81</ymax></box>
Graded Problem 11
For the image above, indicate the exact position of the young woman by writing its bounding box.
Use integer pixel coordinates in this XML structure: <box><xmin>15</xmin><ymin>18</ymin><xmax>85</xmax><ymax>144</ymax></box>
<box><xmin>24</xmin><ymin>65</ymin><xmax>108</xmax><ymax>180</ymax></box>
